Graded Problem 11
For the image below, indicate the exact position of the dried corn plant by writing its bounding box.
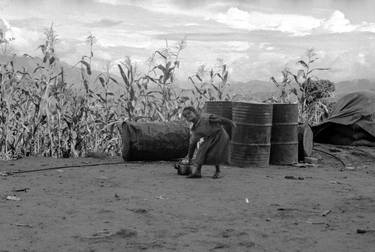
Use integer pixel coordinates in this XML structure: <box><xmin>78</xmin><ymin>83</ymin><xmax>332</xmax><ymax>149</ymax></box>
<box><xmin>305</xmin><ymin>98</ymin><xmax>335</xmax><ymax>125</ymax></box>
<box><xmin>270</xmin><ymin>68</ymin><xmax>296</xmax><ymax>104</ymax></box>
<box><xmin>188</xmin><ymin>59</ymin><xmax>231</xmax><ymax>110</ymax></box>
<box><xmin>146</xmin><ymin>39</ymin><xmax>190</xmax><ymax>121</ymax></box>
<box><xmin>116</xmin><ymin>57</ymin><xmax>151</xmax><ymax>121</ymax></box>
<box><xmin>270</xmin><ymin>49</ymin><xmax>335</xmax><ymax>125</ymax></box>
<box><xmin>0</xmin><ymin>24</ymin><xmax>67</xmax><ymax>159</ymax></box>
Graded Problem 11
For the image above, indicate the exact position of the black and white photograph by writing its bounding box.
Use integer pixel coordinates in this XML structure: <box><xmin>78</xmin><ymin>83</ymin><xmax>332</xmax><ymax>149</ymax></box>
<box><xmin>1</xmin><ymin>0</ymin><xmax>375</xmax><ymax>251</ymax></box>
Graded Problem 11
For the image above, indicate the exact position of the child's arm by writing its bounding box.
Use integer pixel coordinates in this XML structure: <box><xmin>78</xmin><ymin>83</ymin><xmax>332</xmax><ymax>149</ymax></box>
<box><xmin>186</xmin><ymin>135</ymin><xmax>199</xmax><ymax>163</ymax></box>
<box><xmin>209</xmin><ymin>114</ymin><xmax>236</xmax><ymax>128</ymax></box>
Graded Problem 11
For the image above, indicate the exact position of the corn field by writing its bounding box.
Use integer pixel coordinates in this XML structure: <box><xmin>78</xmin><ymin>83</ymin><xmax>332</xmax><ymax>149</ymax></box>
<box><xmin>0</xmin><ymin>25</ymin><xmax>335</xmax><ymax>160</ymax></box>
<box><xmin>0</xmin><ymin>26</ymin><xmax>230</xmax><ymax>160</ymax></box>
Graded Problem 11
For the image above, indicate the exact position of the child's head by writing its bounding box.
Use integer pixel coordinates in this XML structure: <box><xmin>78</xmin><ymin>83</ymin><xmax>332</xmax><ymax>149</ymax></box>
<box><xmin>182</xmin><ymin>106</ymin><xmax>198</xmax><ymax>123</ymax></box>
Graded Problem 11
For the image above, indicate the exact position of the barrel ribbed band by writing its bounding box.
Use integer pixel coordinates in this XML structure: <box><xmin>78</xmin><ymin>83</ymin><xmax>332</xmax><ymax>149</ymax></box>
<box><xmin>270</xmin><ymin>141</ymin><xmax>298</xmax><ymax>145</ymax></box>
<box><xmin>272</xmin><ymin>122</ymin><xmax>298</xmax><ymax>126</ymax></box>
<box><xmin>231</xmin><ymin>141</ymin><xmax>271</xmax><ymax>147</ymax></box>
<box><xmin>234</xmin><ymin>122</ymin><xmax>273</xmax><ymax>127</ymax></box>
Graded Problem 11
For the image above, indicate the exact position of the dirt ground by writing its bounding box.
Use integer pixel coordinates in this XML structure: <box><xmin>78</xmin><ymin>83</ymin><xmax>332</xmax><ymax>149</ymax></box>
<box><xmin>1</xmin><ymin>144</ymin><xmax>375</xmax><ymax>252</ymax></box>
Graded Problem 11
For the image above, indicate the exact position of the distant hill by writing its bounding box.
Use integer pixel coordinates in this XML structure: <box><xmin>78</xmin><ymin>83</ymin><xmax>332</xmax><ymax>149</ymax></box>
<box><xmin>335</xmin><ymin>79</ymin><xmax>375</xmax><ymax>97</ymax></box>
<box><xmin>228</xmin><ymin>79</ymin><xmax>375</xmax><ymax>101</ymax></box>
<box><xmin>228</xmin><ymin>80</ymin><xmax>279</xmax><ymax>101</ymax></box>
<box><xmin>0</xmin><ymin>54</ymin><xmax>103</xmax><ymax>91</ymax></box>
<box><xmin>1</xmin><ymin>54</ymin><xmax>79</xmax><ymax>84</ymax></box>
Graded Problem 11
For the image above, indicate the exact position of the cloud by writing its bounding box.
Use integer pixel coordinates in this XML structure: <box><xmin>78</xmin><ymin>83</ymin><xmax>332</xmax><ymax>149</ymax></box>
<box><xmin>230</xmin><ymin>51</ymin><xmax>294</xmax><ymax>81</ymax></box>
<box><xmin>212</xmin><ymin>7</ymin><xmax>323</xmax><ymax>36</ymax></box>
<box><xmin>0</xmin><ymin>18</ymin><xmax>42</xmax><ymax>53</ymax></box>
<box><xmin>11</xmin><ymin>27</ymin><xmax>42</xmax><ymax>51</ymax></box>
<box><xmin>212</xmin><ymin>8</ymin><xmax>375</xmax><ymax>36</ymax></box>
<box><xmin>95</xmin><ymin>32</ymin><xmax>162</xmax><ymax>49</ymax></box>
<box><xmin>320</xmin><ymin>10</ymin><xmax>375</xmax><ymax>33</ymax></box>
<box><xmin>0</xmin><ymin>17</ymin><xmax>12</xmax><ymax>40</ymax></box>
<box><xmin>95</xmin><ymin>0</ymin><xmax>119</xmax><ymax>4</ymax></box>
<box><xmin>7</xmin><ymin>17</ymin><xmax>47</xmax><ymax>28</ymax></box>
<box><xmin>322</xmin><ymin>10</ymin><xmax>355</xmax><ymax>33</ymax></box>
<box><xmin>222</xmin><ymin>41</ymin><xmax>251</xmax><ymax>52</ymax></box>
<box><xmin>0</xmin><ymin>18</ymin><xmax>11</xmax><ymax>31</ymax></box>
<box><xmin>3</xmin><ymin>1</ymin><xmax>375</xmax><ymax>84</ymax></box>
<box><xmin>184</xmin><ymin>23</ymin><xmax>200</xmax><ymax>27</ymax></box>
<box><xmin>85</xmin><ymin>18</ymin><xmax>123</xmax><ymax>27</ymax></box>
<box><xmin>94</xmin><ymin>49</ymin><xmax>112</xmax><ymax>60</ymax></box>
<box><xmin>153</xmin><ymin>30</ymin><xmax>286</xmax><ymax>43</ymax></box>
<box><xmin>320</xmin><ymin>50</ymin><xmax>375</xmax><ymax>81</ymax></box>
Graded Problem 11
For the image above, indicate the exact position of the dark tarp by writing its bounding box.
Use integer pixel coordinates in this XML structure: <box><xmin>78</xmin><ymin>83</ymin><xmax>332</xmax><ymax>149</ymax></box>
<box><xmin>313</xmin><ymin>91</ymin><xmax>375</xmax><ymax>146</ymax></box>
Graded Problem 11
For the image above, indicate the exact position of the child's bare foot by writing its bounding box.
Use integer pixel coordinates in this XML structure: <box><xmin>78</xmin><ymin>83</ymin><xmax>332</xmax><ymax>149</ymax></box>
<box><xmin>212</xmin><ymin>172</ymin><xmax>221</xmax><ymax>179</ymax></box>
<box><xmin>187</xmin><ymin>173</ymin><xmax>202</xmax><ymax>179</ymax></box>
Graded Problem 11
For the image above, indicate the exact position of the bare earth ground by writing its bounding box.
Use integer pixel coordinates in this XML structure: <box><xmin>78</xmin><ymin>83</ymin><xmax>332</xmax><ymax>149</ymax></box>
<box><xmin>1</xmin><ymin>144</ymin><xmax>375</xmax><ymax>252</ymax></box>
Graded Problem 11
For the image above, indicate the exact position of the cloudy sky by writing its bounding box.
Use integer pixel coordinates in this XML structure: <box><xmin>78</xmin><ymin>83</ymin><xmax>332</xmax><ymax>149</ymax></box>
<box><xmin>1</xmin><ymin>0</ymin><xmax>375</xmax><ymax>84</ymax></box>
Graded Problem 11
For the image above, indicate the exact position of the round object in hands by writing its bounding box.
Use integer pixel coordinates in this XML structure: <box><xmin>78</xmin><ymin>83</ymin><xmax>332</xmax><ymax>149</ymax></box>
<box><xmin>174</xmin><ymin>162</ymin><xmax>192</xmax><ymax>176</ymax></box>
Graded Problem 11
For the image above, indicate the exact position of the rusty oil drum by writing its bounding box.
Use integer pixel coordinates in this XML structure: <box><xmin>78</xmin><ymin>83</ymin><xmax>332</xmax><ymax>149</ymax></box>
<box><xmin>298</xmin><ymin>123</ymin><xmax>313</xmax><ymax>161</ymax></box>
<box><xmin>270</xmin><ymin>103</ymin><xmax>298</xmax><ymax>165</ymax></box>
<box><xmin>230</xmin><ymin>102</ymin><xmax>273</xmax><ymax>167</ymax></box>
<box><xmin>205</xmin><ymin>101</ymin><xmax>232</xmax><ymax>138</ymax></box>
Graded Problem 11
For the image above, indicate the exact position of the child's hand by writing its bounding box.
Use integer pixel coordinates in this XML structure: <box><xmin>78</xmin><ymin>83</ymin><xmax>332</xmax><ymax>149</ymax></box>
<box><xmin>181</xmin><ymin>159</ymin><xmax>191</xmax><ymax>165</ymax></box>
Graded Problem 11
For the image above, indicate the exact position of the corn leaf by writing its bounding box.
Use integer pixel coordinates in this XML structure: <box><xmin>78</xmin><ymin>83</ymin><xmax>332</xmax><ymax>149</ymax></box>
<box><xmin>98</xmin><ymin>76</ymin><xmax>106</xmax><ymax>88</ymax></box>
<box><xmin>118</xmin><ymin>64</ymin><xmax>130</xmax><ymax>87</ymax></box>
<box><xmin>297</xmin><ymin>60</ymin><xmax>308</xmax><ymax>69</ymax></box>
<box><xmin>80</xmin><ymin>60</ymin><xmax>92</xmax><ymax>75</ymax></box>
<box><xmin>109</xmin><ymin>77</ymin><xmax>119</xmax><ymax>85</ymax></box>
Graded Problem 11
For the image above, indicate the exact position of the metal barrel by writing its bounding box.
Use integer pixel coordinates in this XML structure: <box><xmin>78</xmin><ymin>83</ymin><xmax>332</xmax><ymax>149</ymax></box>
<box><xmin>230</xmin><ymin>102</ymin><xmax>273</xmax><ymax>168</ymax></box>
<box><xmin>120</xmin><ymin>121</ymin><xmax>189</xmax><ymax>161</ymax></box>
<box><xmin>298</xmin><ymin>123</ymin><xmax>313</xmax><ymax>161</ymax></box>
<box><xmin>270</xmin><ymin>104</ymin><xmax>298</xmax><ymax>165</ymax></box>
<box><xmin>205</xmin><ymin>101</ymin><xmax>232</xmax><ymax>138</ymax></box>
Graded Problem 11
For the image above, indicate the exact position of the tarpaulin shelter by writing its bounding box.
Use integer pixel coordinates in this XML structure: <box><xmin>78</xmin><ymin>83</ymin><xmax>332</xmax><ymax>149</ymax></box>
<box><xmin>313</xmin><ymin>91</ymin><xmax>375</xmax><ymax>146</ymax></box>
